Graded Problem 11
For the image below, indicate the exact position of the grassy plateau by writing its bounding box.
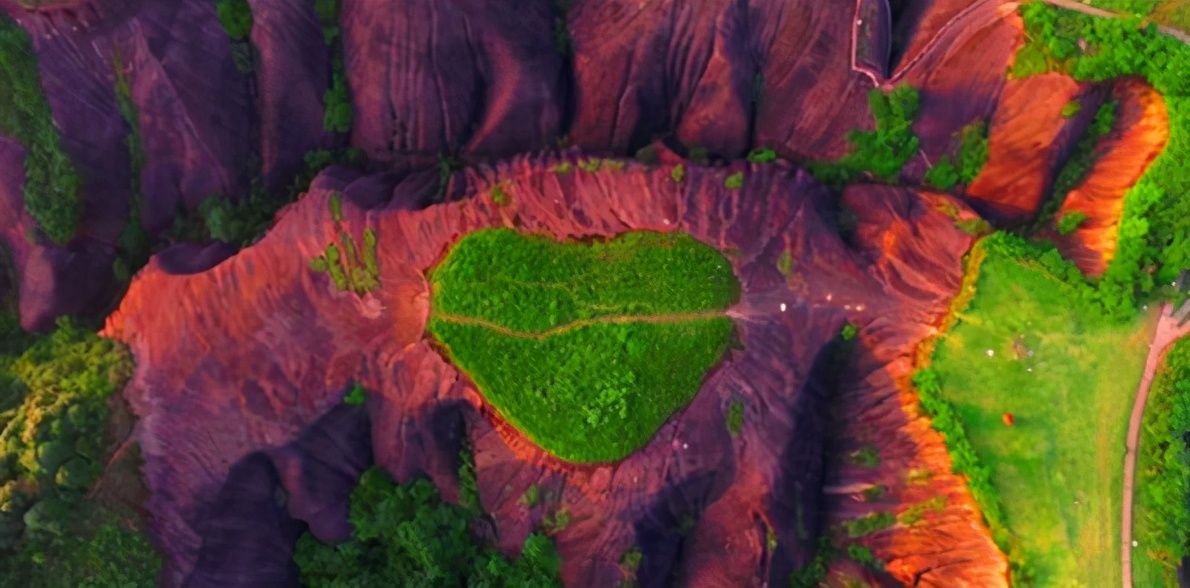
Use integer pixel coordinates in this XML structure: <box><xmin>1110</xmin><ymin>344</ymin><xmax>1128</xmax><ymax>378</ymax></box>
<box><xmin>925</xmin><ymin>236</ymin><xmax>1155</xmax><ymax>586</ymax></box>
<box><xmin>427</xmin><ymin>228</ymin><xmax>739</xmax><ymax>463</ymax></box>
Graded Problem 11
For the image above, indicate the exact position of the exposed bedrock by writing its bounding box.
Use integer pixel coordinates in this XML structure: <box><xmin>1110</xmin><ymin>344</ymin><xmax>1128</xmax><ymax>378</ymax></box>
<box><xmin>966</xmin><ymin>73</ymin><xmax>1105</xmax><ymax>223</ymax></box>
<box><xmin>0</xmin><ymin>0</ymin><xmax>1040</xmax><ymax>331</ymax></box>
<box><xmin>1054</xmin><ymin>78</ymin><xmax>1170</xmax><ymax>276</ymax></box>
<box><xmin>820</xmin><ymin>184</ymin><xmax>1009</xmax><ymax>585</ymax></box>
<box><xmin>104</xmin><ymin>153</ymin><xmax>1002</xmax><ymax>586</ymax></box>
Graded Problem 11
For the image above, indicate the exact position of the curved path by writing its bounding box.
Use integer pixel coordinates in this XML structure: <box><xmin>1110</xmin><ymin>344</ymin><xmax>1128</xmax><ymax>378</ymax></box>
<box><xmin>1042</xmin><ymin>0</ymin><xmax>1190</xmax><ymax>45</ymax></box>
<box><xmin>1121</xmin><ymin>302</ymin><xmax>1190</xmax><ymax>588</ymax></box>
<box><xmin>431</xmin><ymin>309</ymin><xmax>728</xmax><ymax>340</ymax></box>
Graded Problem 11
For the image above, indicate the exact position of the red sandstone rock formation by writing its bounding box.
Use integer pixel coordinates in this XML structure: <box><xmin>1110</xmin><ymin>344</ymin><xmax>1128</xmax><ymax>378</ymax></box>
<box><xmin>965</xmin><ymin>73</ymin><xmax>1098</xmax><ymax>223</ymax></box>
<box><xmin>1054</xmin><ymin>78</ymin><xmax>1170</xmax><ymax>276</ymax></box>
<box><xmin>103</xmin><ymin>155</ymin><xmax>1004</xmax><ymax>586</ymax></box>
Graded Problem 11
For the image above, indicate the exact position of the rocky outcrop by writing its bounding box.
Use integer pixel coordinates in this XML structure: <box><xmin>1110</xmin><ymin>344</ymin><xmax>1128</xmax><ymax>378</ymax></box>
<box><xmin>822</xmin><ymin>185</ymin><xmax>1009</xmax><ymax>586</ymax></box>
<box><xmin>104</xmin><ymin>154</ymin><xmax>1002</xmax><ymax>586</ymax></box>
<box><xmin>1054</xmin><ymin>78</ymin><xmax>1170</xmax><ymax>276</ymax></box>
<box><xmin>965</xmin><ymin>73</ymin><xmax>1100</xmax><ymax>223</ymax></box>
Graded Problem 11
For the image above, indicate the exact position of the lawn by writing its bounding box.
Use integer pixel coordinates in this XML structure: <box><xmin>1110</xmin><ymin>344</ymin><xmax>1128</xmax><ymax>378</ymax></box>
<box><xmin>928</xmin><ymin>241</ymin><xmax>1157</xmax><ymax>586</ymax></box>
<box><xmin>427</xmin><ymin>229</ymin><xmax>739</xmax><ymax>463</ymax></box>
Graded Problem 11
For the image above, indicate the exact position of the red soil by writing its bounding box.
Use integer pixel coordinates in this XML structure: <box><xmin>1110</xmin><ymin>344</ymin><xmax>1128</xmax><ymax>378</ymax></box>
<box><xmin>104</xmin><ymin>156</ymin><xmax>1004</xmax><ymax>586</ymax></box>
<box><xmin>965</xmin><ymin>73</ymin><xmax>1091</xmax><ymax>223</ymax></box>
<box><xmin>1054</xmin><ymin>79</ymin><xmax>1170</xmax><ymax>276</ymax></box>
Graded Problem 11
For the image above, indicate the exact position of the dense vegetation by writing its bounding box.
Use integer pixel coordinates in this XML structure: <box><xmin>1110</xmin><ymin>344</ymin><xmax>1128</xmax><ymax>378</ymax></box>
<box><xmin>923</xmin><ymin>232</ymin><xmax>1154</xmax><ymax>586</ymax></box>
<box><xmin>1132</xmin><ymin>338</ymin><xmax>1190</xmax><ymax>587</ymax></box>
<box><xmin>808</xmin><ymin>85</ymin><xmax>921</xmax><ymax>185</ymax></box>
<box><xmin>294</xmin><ymin>467</ymin><xmax>561</xmax><ymax>587</ymax></box>
<box><xmin>0</xmin><ymin>16</ymin><xmax>82</xmax><ymax>245</ymax></box>
<box><xmin>924</xmin><ymin>120</ymin><xmax>990</xmax><ymax>191</ymax></box>
<box><xmin>428</xmin><ymin>229</ymin><xmax>738</xmax><ymax>462</ymax></box>
<box><xmin>1012</xmin><ymin>2</ymin><xmax>1190</xmax><ymax>311</ymax></box>
<box><xmin>0</xmin><ymin>317</ymin><xmax>160</xmax><ymax>586</ymax></box>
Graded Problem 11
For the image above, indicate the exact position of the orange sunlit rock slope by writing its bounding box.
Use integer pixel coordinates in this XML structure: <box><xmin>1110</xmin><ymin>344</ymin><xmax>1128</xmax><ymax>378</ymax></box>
<box><xmin>1054</xmin><ymin>79</ymin><xmax>1170</xmax><ymax>276</ymax></box>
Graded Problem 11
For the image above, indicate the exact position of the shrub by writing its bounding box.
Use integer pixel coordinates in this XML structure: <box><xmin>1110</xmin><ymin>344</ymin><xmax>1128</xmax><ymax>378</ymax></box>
<box><xmin>789</xmin><ymin>536</ymin><xmax>837</xmax><ymax>588</ymax></box>
<box><xmin>294</xmin><ymin>467</ymin><xmax>562</xmax><ymax>587</ymax></box>
<box><xmin>1056</xmin><ymin>211</ymin><xmax>1088</xmax><ymax>235</ymax></box>
<box><xmin>842</xmin><ymin>512</ymin><xmax>896</xmax><ymax>538</ymax></box>
<box><xmin>323</xmin><ymin>61</ymin><xmax>353</xmax><ymax>133</ymax></box>
<box><xmin>746</xmin><ymin>148</ymin><xmax>778</xmax><ymax>164</ymax></box>
<box><xmin>725</xmin><ymin>399</ymin><xmax>744</xmax><ymax>436</ymax></box>
<box><xmin>215</xmin><ymin>0</ymin><xmax>253</xmax><ymax>41</ymax></box>
<box><xmin>1062</xmin><ymin>99</ymin><xmax>1083</xmax><ymax>118</ymax></box>
<box><xmin>309</xmin><ymin>196</ymin><xmax>379</xmax><ymax>295</ymax></box>
<box><xmin>0</xmin><ymin>16</ymin><xmax>82</xmax><ymax>245</ymax></box>
<box><xmin>849</xmin><ymin>446</ymin><xmax>880</xmax><ymax>468</ymax></box>
<box><xmin>861</xmin><ymin>484</ymin><xmax>886</xmax><ymax>502</ymax></box>
<box><xmin>808</xmin><ymin>85</ymin><xmax>921</xmax><ymax>185</ymax></box>
<box><xmin>342</xmin><ymin>383</ymin><xmax>365</xmax><ymax>406</ymax></box>
<box><xmin>925</xmin><ymin>160</ymin><xmax>961</xmax><ymax>191</ymax></box>
<box><xmin>670</xmin><ymin>164</ymin><xmax>686</xmax><ymax>183</ymax></box>
<box><xmin>846</xmin><ymin>544</ymin><xmax>883</xmax><ymax>570</ymax></box>
<box><xmin>724</xmin><ymin>171</ymin><xmax>744</xmax><ymax>189</ymax></box>
<box><xmin>1032</xmin><ymin>101</ymin><xmax>1117</xmax><ymax>232</ymax></box>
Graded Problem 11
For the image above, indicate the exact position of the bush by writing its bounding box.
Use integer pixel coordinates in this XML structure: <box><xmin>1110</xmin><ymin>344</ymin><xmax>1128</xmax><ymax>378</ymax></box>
<box><xmin>323</xmin><ymin>61</ymin><xmax>353</xmax><ymax>133</ymax></box>
<box><xmin>0</xmin><ymin>16</ymin><xmax>82</xmax><ymax>245</ymax></box>
<box><xmin>295</xmin><ymin>467</ymin><xmax>561</xmax><ymax>587</ymax></box>
<box><xmin>724</xmin><ymin>171</ymin><xmax>744</xmax><ymax>189</ymax></box>
<box><xmin>924</xmin><ymin>120</ymin><xmax>989</xmax><ymax>191</ymax></box>
<box><xmin>1062</xmin><ymin>99</ymin><xmax>1083</xmax><ymax>118</ymax></box>
<box><xmin>1032</xmin><ymin>100</ymin><xmax>1117</xmax><ymax>233</ymax></box>
<box><xmin>809</xmin><ymin>85</ymin><xmax>921</xmax><ymax>185</ymax></box>
<box><xmin>846</xmin><ymin>544</ymin><xmax>883</xmax><ymax>570</ymax></box>
<box><xmin>725</xmin><ymin>398</ymin><xmax>744</xmax><ymax>436</ymax></box>
<box><xmin>215</xmin><ymin>0</ymin><xmax>253</xmax><ymax>41</ymax></box>
<box><xmin>842</xmin><ymin>511</ymin><xmax>896</xmax><ymax>538</ymax></box>
<box><xmin>1056</xmin><ymin>211</ymin><xmax>1088</xmax><ymax>235</ymax></box>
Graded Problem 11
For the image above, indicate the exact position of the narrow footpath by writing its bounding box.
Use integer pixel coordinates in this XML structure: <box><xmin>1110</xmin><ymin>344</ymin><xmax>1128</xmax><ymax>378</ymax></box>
<box><xmin>1122</xmin><ymin>302</ymin><xmax>1190</xmax><ymax>588</ymax></box>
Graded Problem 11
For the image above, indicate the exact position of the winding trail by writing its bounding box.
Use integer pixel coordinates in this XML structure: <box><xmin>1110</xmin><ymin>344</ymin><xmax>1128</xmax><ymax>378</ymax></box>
<box><xmin>430</xmin><ymin>309</ymin><xmax>729</xmax><ymax>340</ymax></box>
<box><xmin>1122</xmin><ymin>302</ymin><xmax>1190</xmax><ymax>588</ymax></box>
<box><xmin>1042</xmin><ymin>0</ymin><xmax>1190</xmax><ymax>45</ymax></box>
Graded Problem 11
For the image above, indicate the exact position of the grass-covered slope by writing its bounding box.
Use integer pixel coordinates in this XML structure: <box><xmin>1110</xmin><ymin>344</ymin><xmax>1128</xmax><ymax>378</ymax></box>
<box><xmin>1133</xmin><ymin>338</ymin><xmax>1190</xmax><ymax>587</ymax></box>
<box><xmin>922</xmin><ymin>234</ymin><xmax>1154</xmax><ymax>586</ymax></box>
<box><xmin>427</xmin><ymin>229</ymin><xmax>739</xmax><ymax>463</ymax></box>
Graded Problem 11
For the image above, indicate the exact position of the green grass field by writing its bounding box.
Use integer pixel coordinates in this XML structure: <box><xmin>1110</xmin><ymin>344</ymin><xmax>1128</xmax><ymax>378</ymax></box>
<box><xmin>427</xmin><ymin>229</ymin><xmax>739</xmax><ymax>463</ymax></box>
<box><xmin>928</xmin><ymin>242</ymin><xmax>1156</xmax><ymax>586</ymax></box>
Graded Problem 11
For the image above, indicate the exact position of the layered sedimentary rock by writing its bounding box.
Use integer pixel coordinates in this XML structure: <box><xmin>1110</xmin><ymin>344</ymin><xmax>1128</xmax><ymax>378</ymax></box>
<box><xmin>104</xmin><ymin>154</ymin><xmax>1002</xmax><ymax>586</ymax></box>
<box><xmin>965</xmin><ymin>73</ymin><xmax>1100</xmax><ymax>223</ymax></box>
<box><xmin>1054</xmin><ymin>78</ymin><xmax>1170</xmax><ymax>276</ymax></box>
<box><xmin>0</xmin><ymin>0</ymin><xmax>1036</xmax><ymax>331</ymax></box>
<box><xmin>823</xmin><ymin>185</ymin><xmax>1008</xmax><ymax>586</ymax></box>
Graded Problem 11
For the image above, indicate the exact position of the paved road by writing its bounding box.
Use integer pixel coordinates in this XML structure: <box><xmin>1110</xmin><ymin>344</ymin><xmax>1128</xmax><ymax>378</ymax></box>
<box><xmin>1043</xmin><ymin>0</ymin><xmax>1190</xmax><ymax>44</ymax></box>
<box><xmin>1121</xmin><ymin>302</ymin><xmax>1190</xmax><ymax>588</ymax></box>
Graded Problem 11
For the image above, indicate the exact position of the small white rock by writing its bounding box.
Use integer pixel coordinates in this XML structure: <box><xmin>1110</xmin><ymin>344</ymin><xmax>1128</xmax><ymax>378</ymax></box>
<box><xmin>779</xmin><ymin>303</ymin><xmax>787</xmax><ymax>312</ymax></box>
<box><xmin>986</xmin><ymin>349</ymin><xmax>995</xmax><ymax>358</ymax></box>
<box><xmin>682</xmin><ymin>443</ymin><xmax>689</xmax><ymax>450</ymax></box>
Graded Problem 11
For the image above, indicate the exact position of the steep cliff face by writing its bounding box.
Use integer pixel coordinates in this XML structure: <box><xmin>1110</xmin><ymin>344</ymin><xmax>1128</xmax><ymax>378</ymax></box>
<box><xmin>966</xmin><ymin>73</ymin><xmax>1098</xmax><ymax>223</ymax></box>
<box><xmin>0</xmin><ymin>0</ymin><xmax>1035</xmax><ymax>331</ymax></box>
<box><xmin>1054</xmin><ymin>78</ymin><xmax>1170</xmax><ymax>276</ymax></box>
<box><xmin>102</xmin><ymin>154</ymin><xmax>1000</xmax><ymax>586</ymax></box>
<box><xmin>823</xmin><ymin>185</ymin><xmax>1008</xmax><ymax>586</ymax></box>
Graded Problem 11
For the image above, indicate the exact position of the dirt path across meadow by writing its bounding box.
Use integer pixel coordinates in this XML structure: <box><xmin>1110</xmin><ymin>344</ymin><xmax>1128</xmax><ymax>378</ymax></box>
<box><xmin>431</xmin><ymin>309</ymin><xmax>728</xmax><ymax>340</ymax></box>
<box><xmin>1122</xmin><ymin>302</ymin><xmax>1190</xmax><ymax>587</ymax></box>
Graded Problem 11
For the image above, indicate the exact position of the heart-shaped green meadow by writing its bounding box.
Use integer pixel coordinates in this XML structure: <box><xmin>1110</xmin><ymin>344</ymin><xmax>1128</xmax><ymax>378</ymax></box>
<box><xmin>427</xmin><ymin>228</ymin><xmax>740</xmax><ymax>463</ymax></box>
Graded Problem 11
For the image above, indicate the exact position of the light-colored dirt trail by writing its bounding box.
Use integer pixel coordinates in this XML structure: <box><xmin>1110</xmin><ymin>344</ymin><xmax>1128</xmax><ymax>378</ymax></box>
<box><xmin>1042</xmin><ymin>0</ymin><xmax>1190</xmax><ymax>44</ymax></box>
<box><xmin>1122</xmin><ymin>302</ymin><xmax>1190</xmax><ymax>587</ymax></box>
<box><xmin>430</xmin><ymin>309</ymin><xmax>729</xmax><ymax>340</ymax></box>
